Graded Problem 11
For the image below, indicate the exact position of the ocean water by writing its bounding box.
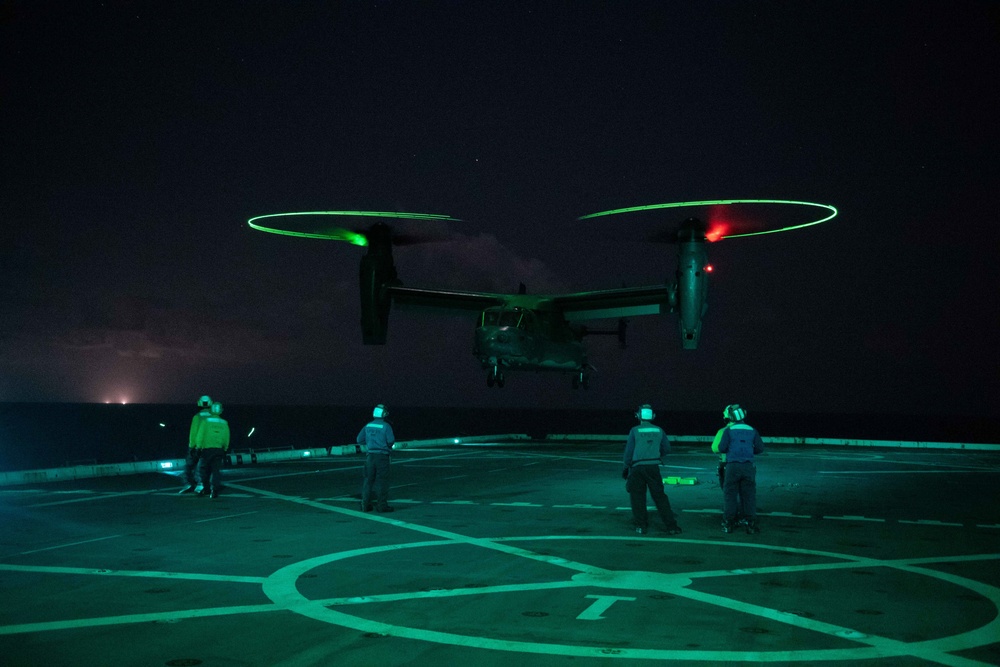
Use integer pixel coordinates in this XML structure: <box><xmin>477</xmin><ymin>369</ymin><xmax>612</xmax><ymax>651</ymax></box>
<box><xmin>0</xmin><ymin>403</ymin><xmax>995</xmax><ymax>472</ymax></box>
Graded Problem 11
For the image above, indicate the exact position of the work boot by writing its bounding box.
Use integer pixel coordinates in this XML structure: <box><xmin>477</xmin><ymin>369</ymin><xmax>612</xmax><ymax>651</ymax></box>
<box><xmin>721</xmin><ymin>520</ymin><xmax>735</xmax><ymax>533</ymax></box>
<box><xmin>635</xmin><ymin>526</ymin><xmax>648</xmax><ymax>535</ymax></box>
<box><xmin>746</xmin><ymin>519</ymin><xmax>760</xmax><ymax>534</ymax></box>
<box><xmin>177</xmin><ymin>486</ymin><xmax>195</xmax><ymax>495</ymax></box>
<box><xmin>376</xmin><ymin>506</ymin><xmax>394</xmax><ymax>513</ymax></box>
<box><xmin>666</xmin><ymin>526</ymin><xmax>682</xmax><ymax>536</ymax></box>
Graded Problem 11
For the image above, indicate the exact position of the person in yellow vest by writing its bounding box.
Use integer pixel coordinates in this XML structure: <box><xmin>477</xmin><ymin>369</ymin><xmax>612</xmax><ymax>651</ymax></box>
<box><xmin>622</xmin><ymin>404</ymin><xmax>682</xmax><ymax>535</ymax></box>
<box><xmin>179</xmin><ymin>395</ymin><xmax>212</xmax><ymax>494</ymax></box>
<box><xmin>710</xmin><ymin>407</ymin><xmax>730</xmax><ymax>501</ymax></box>
<box><xmin>195</xmin><ymin>401</ymin><xmax>230</xmax><ymax>499</ymax></box>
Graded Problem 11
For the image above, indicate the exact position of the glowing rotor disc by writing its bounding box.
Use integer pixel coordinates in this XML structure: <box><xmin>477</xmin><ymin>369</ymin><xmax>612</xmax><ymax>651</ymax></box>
<box><xmin>578</xmin><ymin>199</ymin><xmax>838</xmax><ymax>241</ymax></box>
<box><xmin>247</xmin><ymin>211</ymin><xmax>461</xmax><ymax>246</ymax></box>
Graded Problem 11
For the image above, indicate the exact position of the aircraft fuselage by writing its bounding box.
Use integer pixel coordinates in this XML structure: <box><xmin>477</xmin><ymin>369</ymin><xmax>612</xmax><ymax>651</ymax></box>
<box><xmin>473</xmin><ymin>306</ymin><xmax>589</xmax><ymax>387</ymax></box>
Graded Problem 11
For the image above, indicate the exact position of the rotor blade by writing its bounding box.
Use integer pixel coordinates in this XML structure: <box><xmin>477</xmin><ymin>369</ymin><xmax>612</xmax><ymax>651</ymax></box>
<box><xmin>247</xmin><ymin>211</ymin><xmax>461</xmax><ymax>246</ymax></box>
<box><xmin>579</xmin><ymin>199</ymin><xmax>838</xmax><ymax>243</ymax></box>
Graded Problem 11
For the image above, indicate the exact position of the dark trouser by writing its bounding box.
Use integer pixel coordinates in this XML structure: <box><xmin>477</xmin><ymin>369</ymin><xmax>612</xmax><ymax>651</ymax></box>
<box><xmin>184</xmin><ymin>447</ymin><xmax>201</xmax><ymax>487</ymax></box>
<box><xmin>626</xmin><ymin>464</ymin><xmax>679</xmax><ymax>530</ymax></box>
<box><xmin>362</xmin><ymin>452</ymin><xmax>391</xmax><ymax>510</ymax></box>
<box><xmin>198</xmin><ymin>448</ymin><xmax>226</xmax><ymax>494</ymax></box>
<box><xmin>723</xmin><ymin>460</ymin><xmax>757</xmax><ymax>522</ymax></box>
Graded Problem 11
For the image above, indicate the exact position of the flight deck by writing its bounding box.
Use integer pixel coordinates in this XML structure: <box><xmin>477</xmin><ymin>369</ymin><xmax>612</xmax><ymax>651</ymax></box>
<box><xmin>1</xmin><ymin>439</ymin><xmax>998</xmax><ymax>666</ymax></box>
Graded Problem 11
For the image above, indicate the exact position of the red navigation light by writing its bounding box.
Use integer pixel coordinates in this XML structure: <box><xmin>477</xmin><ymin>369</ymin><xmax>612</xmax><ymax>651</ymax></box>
<box><xmin>705</xmin><ymin>223</ymin><xmax>727</xmax><ymax>242</ymax></box>
<box><xmin>704</xmin><ymin>264</ymin><xmax>714</xmax><ymax>273</ymax></box>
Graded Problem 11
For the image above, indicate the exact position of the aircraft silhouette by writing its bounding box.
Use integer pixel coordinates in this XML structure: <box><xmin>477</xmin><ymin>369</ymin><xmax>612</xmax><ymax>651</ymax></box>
<box><xmin>248</xmin><ymin>200</ymin><xmax>836</xmax><ymax>388</ymax></box>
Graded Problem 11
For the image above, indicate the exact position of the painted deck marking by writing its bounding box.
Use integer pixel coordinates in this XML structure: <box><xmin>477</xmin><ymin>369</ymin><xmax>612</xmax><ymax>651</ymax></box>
<box><xmin>17</xmin><ymin>534</ymin><xmax>122</xmax><ymax>555</ymax></box>
<box><xmin>195</xmin><ymin>510</ymin><xmax>259</xmax><ymax>523</ymax></box>
<box><xmin>0</xmin><ymin>604</ymin><xmax>279</xmax><ymax>635</ymax></box>
<box><xmin>0</xmin><ymin>562</ymin><xmax>268</xmax><ymax>584</ymax></box>
<box><xmin>899</xmin><ymin>519</ymin><xmax>964</xmax><ymax>527</ymax></box>
<box><xmin>576</xmin><ymin>595</ymin><xmax>636</xmax><ymax>620</ymax></box>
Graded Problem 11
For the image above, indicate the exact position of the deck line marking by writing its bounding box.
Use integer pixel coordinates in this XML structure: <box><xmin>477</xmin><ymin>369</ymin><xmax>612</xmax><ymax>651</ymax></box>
<box><xmin>195</xmin><ymin>511</ymin><xmax>258</xmax><ymax>523</ymax></box>
<box><xmin>28</xmin><ymin>490</ymin><xmax>159</xmax><ymax>508</ymax></box>
<box><xmin>16</xmin><ymin>534</ymin><xmax>123</xmax><ymax>555</ymax></box>
<box><xmin>0</xmin><ymin>604</ymin><xmax>279</xmax><ymax>636</ymax></box>
<box><xmin>0</xmin><ymin>562</ymin><xmax>268</xmax><ymax>584</ymax></box>
<box><xmin>818</xmin><ymin>470</ymin><xmax>988</xmax><ymax>475</ymax></box>
<box><xmin>322</xmin><ymin>579</ymin><xmax>586</xmax><ymax>606</ymax></box>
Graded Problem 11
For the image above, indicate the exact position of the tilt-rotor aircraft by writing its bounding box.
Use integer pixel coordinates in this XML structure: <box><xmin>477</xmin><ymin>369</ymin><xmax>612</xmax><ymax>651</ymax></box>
<box><xmin>248</xmin><ymin>200</ymin><xmax>836</xmax><ymax>389</ymax></box>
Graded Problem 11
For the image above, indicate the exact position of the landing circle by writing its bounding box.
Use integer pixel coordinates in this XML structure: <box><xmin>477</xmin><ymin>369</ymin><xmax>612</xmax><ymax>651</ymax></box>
<box><xmin>261</xmin><ymin>536</ymin><xmax>1000</xmax><ymax>661</ymax></box>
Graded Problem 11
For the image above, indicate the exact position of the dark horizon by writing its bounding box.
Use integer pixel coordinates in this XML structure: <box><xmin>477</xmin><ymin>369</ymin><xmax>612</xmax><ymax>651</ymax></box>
<box><xmin>1</xmin><ymin>401</ymin><xmax>996</xmax><ymax>474</ymax></box>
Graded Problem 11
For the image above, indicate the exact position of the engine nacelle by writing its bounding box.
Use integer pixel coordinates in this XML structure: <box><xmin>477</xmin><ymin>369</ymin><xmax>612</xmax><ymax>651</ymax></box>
<box><xmin>675</xmin><ymin>234</ymin><xmax>708</xmax><ymax>349</ymax></box>
<box><xmin>359</xmin><ymin>224</ymin><xmax>398</xmax><ymax>345</ymax></box>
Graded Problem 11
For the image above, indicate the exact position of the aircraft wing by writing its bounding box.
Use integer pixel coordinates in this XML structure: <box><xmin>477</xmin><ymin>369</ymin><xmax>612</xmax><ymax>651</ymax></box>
<box><xmin>388</xmin><ymin>283</ymin><xmax>674</xmax><ymax>321</ymax></box>
<box><xmin>388</xmin><ymin>285</ymin><xmax>508</xmax><ymax>312</ymax></box>
<box><xmin>551</xmin><ymin>285</ymin><xmax>673</xmax><ymax>321</ymax></box>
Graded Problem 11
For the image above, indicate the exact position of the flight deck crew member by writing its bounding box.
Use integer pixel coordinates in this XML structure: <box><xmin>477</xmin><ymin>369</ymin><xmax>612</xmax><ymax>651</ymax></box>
<box><xmin>622</xmin><ymin>404</ymin><xmax>682</xmax><ymax>535</ymax></box>
<box><xmin>358</xmin><ymin>404</ymin><xmax>395</xmax><ymax>513</ymax></box>
<box><xmin>179</xmin><ymin>395</ymin><xmax>212</xmax><ymax>494</ymax></box>
<box><xmin>711</xmin><ymin>408</ymin><xmax>734</xmax><ymax>519</ymax></box>
<box><xmin>714</xmin><ymin>404</ymin><xmax>764</xmax><ymax>534</ymax></box>
<box><xmin>195</xmin><ymin>401</ymin><xmax>230</xmax><ymax>500</ymax></box>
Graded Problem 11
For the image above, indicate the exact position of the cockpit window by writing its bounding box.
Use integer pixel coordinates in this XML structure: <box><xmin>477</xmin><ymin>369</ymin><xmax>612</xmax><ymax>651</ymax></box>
<box><xmin>481</xmin><ymin>307</ymin><xmax>530</xmax><ymax>330</ymax></box>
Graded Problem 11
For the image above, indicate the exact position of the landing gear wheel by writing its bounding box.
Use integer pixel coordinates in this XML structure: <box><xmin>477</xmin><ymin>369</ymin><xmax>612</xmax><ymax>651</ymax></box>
<box><xmin>496</xmin><ymin>373</ymin><xmax>505</xmax><ymax>388</ymax></box>
<box><xmin>486</xmin><ymin>371</ymin><xmax>495</xmax><ymax>388</ymax></box>
<box><xmin>572</xmin><ymin>375</ymin><xmax>580</xmax><ymax>389</ymax></box>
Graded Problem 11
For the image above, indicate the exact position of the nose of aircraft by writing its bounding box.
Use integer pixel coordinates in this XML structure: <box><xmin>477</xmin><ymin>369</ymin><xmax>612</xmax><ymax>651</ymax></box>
<box><xmin>485</xmin><ymin>329</ymin><xmax>521</xmax><ymax>353</ymax></box>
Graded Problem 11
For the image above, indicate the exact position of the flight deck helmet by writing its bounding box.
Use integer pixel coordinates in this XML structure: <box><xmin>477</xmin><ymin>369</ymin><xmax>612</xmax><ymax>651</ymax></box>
<box><xmin>210</xmin><ymin>402</ymin><xmax>223</xmax><ymax>415</ymax></box>
<box><xmin>635</xmin><ymin>404</ymin><xmax>656</xmax><ymax>421</ymax></box>
<box><xmin>372</xmin><ymin>404</ymin><xmax>388</xmax><ymax>419</ymax></box>
<box><xmin>723</xmin><ymin>404</ymin><xmax>746</xmax><ymax>423</ymax></box>
<box><xmin>197</xmin><ymin>395</ymin><xmax>212</xmax><ymax>408</ymax></box>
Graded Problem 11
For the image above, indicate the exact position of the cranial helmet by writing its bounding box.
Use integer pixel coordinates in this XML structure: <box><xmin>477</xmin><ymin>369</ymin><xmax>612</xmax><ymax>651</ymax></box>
<box><xmin>198</xmin><ymin>395</ymin><xmax>212</xmax><ymax>408</ymax></box>
<box><xmin>210</xmin><ymin>402</ymin><xmax>223</xmax><ymax>415</ymax></box>
<box><xmin>635</xmin><ymin>404</ymin><xmax>655</xmax><ymax>421</ymax></box>
<box><xmin>372</xmin><ymin>404</ymin><xmax>388</xmax><ymax>419</ymax></box>
<box><xmin>723</xmin><ymin>404</ymin><xmax>746</xmax><ymax>422</ymax></box>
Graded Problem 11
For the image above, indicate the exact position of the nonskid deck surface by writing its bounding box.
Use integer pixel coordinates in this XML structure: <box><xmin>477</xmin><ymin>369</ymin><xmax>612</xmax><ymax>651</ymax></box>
<box><xmin>1</xmin><ymin>441</ymin><xmax>999</xmax><ymax>666</ymax></box>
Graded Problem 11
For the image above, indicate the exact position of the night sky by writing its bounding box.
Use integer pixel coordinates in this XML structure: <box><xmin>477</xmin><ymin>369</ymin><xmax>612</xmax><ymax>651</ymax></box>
<box><xmin>2</xmin><ymin>2</ymin><xmax>997</xmax><ymax>416</ymax></box>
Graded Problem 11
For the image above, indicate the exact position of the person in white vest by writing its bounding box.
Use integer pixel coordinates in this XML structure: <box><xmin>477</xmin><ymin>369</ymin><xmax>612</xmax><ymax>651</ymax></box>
<box><xmin>357</xmin><ymin>403</ymin><xmax>396</xmax><ymax>513</ymax></box>
<box><xmin>622</xmin><ymin>404</ymin><xmax>682</xmax><ymax>536</ymax></box>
